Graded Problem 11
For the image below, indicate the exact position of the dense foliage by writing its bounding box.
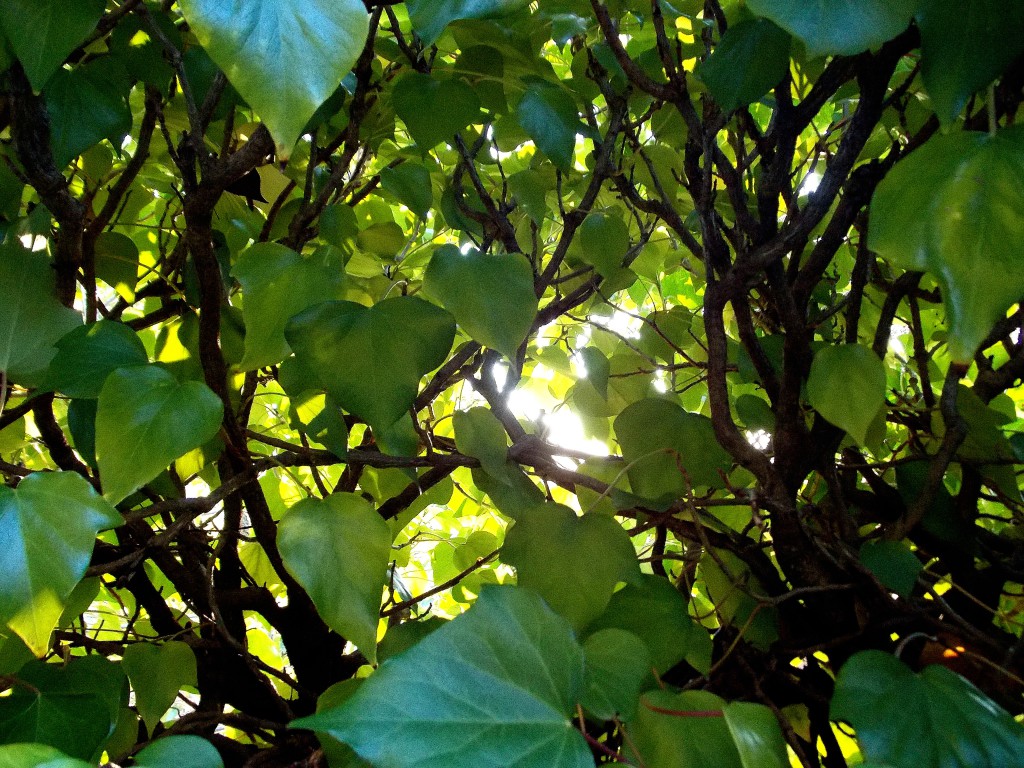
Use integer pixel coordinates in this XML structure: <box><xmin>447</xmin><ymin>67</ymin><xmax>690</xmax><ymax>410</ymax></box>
<box><xmin>2</xmin><ymin>0</ymin><xmax>1024</xmax><ymax>766</ymax></box>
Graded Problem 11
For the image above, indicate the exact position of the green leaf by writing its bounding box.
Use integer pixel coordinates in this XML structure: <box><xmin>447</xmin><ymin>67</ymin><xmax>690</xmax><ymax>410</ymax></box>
<box><xmin>0</xmin><ymin>0</ymin><xmax>104</xmax><ymax>91</ymax></box>
<box><xmin>0</xmin><ymin>242</ymin><xmax>82</xmax><ymax>382</ymax></box>
<box><xmin>917</xmin><ymin>0</ymin><xmax>1024</xmax><ymax>125</ymax></box>
<box><xmin>587</xmin><ymin>574</ymin><xmax>711</xmax><ymax>675</ymax></box>
<box><xmin>0</xmin><ymin>656</ymin><xmax>126</xmax><ymax>761</ymax></box>
<box><xmin>93</xmin><ymin>232</ymin><xmax>140</xmax><ymax>297</ymax></box>
<box><xmin>702</xmin><ymin>18</ymin><xmax>790</xmax><ymax>112</ymax></box>
<box><xmin>581</xmin><ymin>629</ymin><xmax>652</xmax><ymax>721</ymax></box>
<box><xmin>869</xmin><ymin>127</ymin><xmax>1024</xmax><ymax>362</ymax></box>
<box><xmin>502</xmin><ymin>502</ymin><xmax>640</xmax><ymax>630</ymax></box>
<box><xmin>285</xmin><ymin>296</ymin><xmax>456</xmax><ymax>431</ymax></box>
<box><xmin>625</xmin><ymin>690</ymin><xmax>742</xmax><ymax>768</ymax></box>
<box><xmin>453</xmin><ymin>407</ymin><xmax>511</xmax><ymax>480</ymax></box>
<box><xmin>831</xmin><ymin>650</ymin><xmax>1024</xmax><ymax>768</ymax></box>
<box><xmin>615</xmin><ymin>398</ymin><xmax>732</xmax><ymax>498</ymax></box>
<box><xmin>45</xmin><ymin>65</ymin><xmax>132</xmax><ymax>169</ymax></box>
<box><xmin>45</xmin><ymin>321</ymin><xmax>148</xmax><ymax>399</ymax></box>
<box><xmin>292</xmin><ymin>586</ymin><xmax>591</xmax><ymax>768</ymax></box>
<box><xmin>232</xmin><ymin>243</ymin><xmax>347</xmax><ymax>371</ymax></box>
<box><xmin>380</xmin><ymin>163</ymin><xmax>433</xmax><ymax>218</ymax></box>
<box><xmin>404</xmin><ymin>0</ymin><xmax>531</xmax><ymax>45</ymax></box>
<box><xmin>392</xmin><ymin>73</ymin><xmax>481</xmax><ymax>151</ymax></box>
<box><xmin>859</xmin><ymin>540</ymin><xmax>922</xmax><ymax>598</ymax></box>
<box><xmin>423</xmin><ymin>245</ymin><xmax>538</xmax><ymax>359</ymax></box>
<box><xmin>517</xmin><ymin>83</ymin><xmax>581</xmax><ymax>171</ymax></box>
<box><xmin>95</xmin><ymin>365</ymin><xmax>224</xmax><ymax>504</ymax></box>
<box><xmin>278</xmin><ymin>493</ymin><xmax>391</xmax><ymax>663</ymax></box>
<box><xmin>0</xmin><ymin>472</ymin><xmax>120</xmax><ymax>656</ymax></box>
<box><xmin>134</xmin><ymin>736</ymin><xmax>224</xmax><ymax>768</ymax></box>
<box><xmin>578</xmin><ymin>212</ymin><xmax>629</xmax><ymax>279</ymax></box>
<box><xmin>122</xmin><ymin>641</ymin><xmax>197</xmax><ymax>734</ymax></box>
<box><xmin>746</xmin><ymin>0</ymin><xmax>915</xmax><ymax>57</ymax></box>
<box><xmin>0</xmin><ymin>744</ymin><xmax>93</xmax><ymax>768</ymax></box>
<box><xmin>178</xmin><ymin>0</ymin><xmax>369</xmax><ymax>155</ymax></box>
<box><xmin>806</xmin><ymin>344</ymin><xmax>886</xmax><ymax>445</ymax></box>
<box><xmin>699</xmin><ymin>550</ymin><xmax>780</xmax><ymax>650</ymax></box>
<box><xmin>722</xmin><ymin>701</ymin><xmax>790</xmax><ymax>768</ymax></box>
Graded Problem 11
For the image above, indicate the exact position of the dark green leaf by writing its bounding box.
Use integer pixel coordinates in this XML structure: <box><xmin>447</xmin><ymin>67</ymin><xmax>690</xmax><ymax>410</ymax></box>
<box><xmin>702</xmin><ymin>18</ymin><xmax>790</xmax><ymax>112</ymax></box>
<box><xmin>517</xmin><ymin>83</ymin><xmax>581</xmax><ymax>171</ymax></box>
<box><xmin>292</xmin><ymin>586</ymin><xmax>592</xmax><ymax>768</ymax></box>
<box><xmin>0</xmin><ymin>473</ymin><xmax>120</xmax><ymax>655</ymax></box>
<box><xmin>625</xmin><ymin>690</ymin><xmax>742</xmax><ymax>768</ymax></box>
<box><xmin>278</xmin><ymin>493</ymin><xmax>391</xmax><ymax>663</ymax></box>
<box><xmin>502</xmin><ymin>502</ymin><xmax>640</xmax><ymax>630</ymax></box>
<box><xmin>746</xmin><ymin>0</ymin><xmax>915</xmax><ymax>57</ymax></box>
<box><xmin>393</xmin><ymin>73</ymin><xmax>481</xmax><ymax>151</ymax></box>
<box><xmin>95</xmin><ymin>365</ymin><xmax>224</xmax><ymax>504</ymax></box>
<box><xmin>380</xmin><ymin>163</ymin><xmax>433</xmax><ymax>218</ymax></box>
<box><xmin>285</xmin><ymin>296</ymin><xmax>455</xmax><ymax>430</ymax></box>
<box><xmin>45</xmin><ymin>65</ymin><xmax>131</xmax><ymax>169</ymax></box>
<box><xmin>45</xmin><ymin>321</ymin><xmax>148</xmax><ymax>399</ymax></box>
<box><xmin>424</xmin><ymin>245</ymin><xmax>538</xmax><ymax>359</ymax></box>
<box><xmin>122</xmin><ymin>641</ymin><xmax>197</xmax><ymax>734</ymax></box>
<box><xmin>859</xmin><ymin>540</ymin><xmax>922</xmax><ymax>598</ymax></box>
<box><xmin>0</xmin><ymin>0</ymin><xmax>104</xmax><ymax>90</ymax></box>
<box><xmin>869</xmin><ymin>127</ymin><xmax>1024</xmax><ymax>362</ymax></box>
<box><xmin>134</xmin><ymin>736</ymin><xmax>224</xmax><ymax>768</ymax></box>
<box><xmin>831</xmin><ymin>650</ymin><xmax>1024</xmax><ymax>768</ymax></box>
<box><xmin>405</xmin><ymin>0</ymin><xmax>531</xmax><ymax>45</ymax></box>
<box><xmin>578</xmin><ymin>212</ymin><xmax>629</xmax><ymax>279</ymax></box>
<box><xmin>581</xmin><ymin>629</ymin><xmax>652</xmax><ymax>721</ymax></box>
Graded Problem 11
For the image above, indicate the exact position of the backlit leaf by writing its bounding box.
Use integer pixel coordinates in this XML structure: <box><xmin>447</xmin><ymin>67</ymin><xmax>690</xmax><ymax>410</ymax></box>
<box><xmin>806</xmin><ymin>344</ymin><xmax>886</xmax><ymax>445</ymax></box>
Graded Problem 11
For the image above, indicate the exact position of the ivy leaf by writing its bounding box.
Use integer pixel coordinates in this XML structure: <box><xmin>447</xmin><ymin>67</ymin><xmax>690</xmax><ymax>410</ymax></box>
<box><xmin>122</xmin><ymin>641</ymin><xmax>197</xmax><ymax>734</ymax></box>
<box><xmin>0</xmin><ymin>242</ymin><xmax>82</xmax><ymax>382</ymax></box>
<box><xmin>424</xmin><ymin>245</ymin><xmax>538</xmax><ymax>359</ymax></box>
<box><xmin>502</xmin><ymin>502</ymin><xmax>641</xmax><ymax>630</ymax></box>
<box><xmin>917</xmin><ymin>0</ymin><xmax>1024</xmax><ymax>125</ymax></box>
<box><xmin>45</xmin><ymin>321</ymin><xmax>148</xmax><ymax>399</ymax></box>
<box><xmin>831</xmin><ymin>650</ymin><xmax>1024</xmax><ymax>768</ymax></box>
<box><xmin>746</xmin><ymin>0</ymin><xmax>915</xmax><ymax>57</ymax></box>
<box><xmin>453</xmin><ymin>407</ymin><xmax>512</xmax><ymax>481</ymax></box>
<box><xmin>45</xmin><ymin>65</ymin><xmax>132</xmax><ymax>169</ymax></box>
<box><xmin>285</xmin><ymin>296</ymin><xmax>456</xmax><ymax>431</ymax></box>
<box><xmin>292</xmin><ymin>586</ymin><xmax>592</xmax><ymax>768</ymax></box>
<box><xmin>625</xmin><ymin>691</ymin><xmax>740</xmax><ymax>768</ymax></box>
<box><xmin>95</xmin><ymin>365</ymin><xmax>224</xmax><ymax>504</ymax></box>
<box><xmin>722</xmin><ymin>702</ymin><xmax>791</xmax><ymax>768</ymax></box>
<box><xmin>701</xmin><ymin>18</ymin><xmax>790</xmax><ymax>112</ymax></box>
<box><xmin>393</xmin><ymin>73</ymin><xmax>481</xmax><ymax>151</ymax></box>
<box><xmin>404</xmin><ymin>0</ymin><xmax>531</xmax><ymax>45</ymax></box>
<box><xmin>278</xmin><ymin>493</ymin><xmax>391</xmax><ymax>663</ymax></box>
<box><xmin>232</xmin><ymin>243</ymin><xmax>347</xmax><ymax>371</ymax></box>
<box><xmin>587</xmin><ymin>574</ymin><xmax>712</xmax><ymax>675</ymax></box>
<box><xmin>615</xmin><ymin>398</ymin><xmax>732</xmax><ymax>499</ymax></box>
<box><xmin>380</xmin><ymin>163</ymin><xmax>433</xmax><ymax>218</ymax></box>
<box><xmin>806</xmin><ymin>344</ymin><xmax>886</xmax><ymax>445</ymax></box>
<box><xmin>178</xmin><ymin>0</ymin><xmax>369</xmax><ymax>155</ymax></box>
<box><xmin>581</xmin><ymin>629</ymin><xmax>652</xmax><ymax>721</ymax></box>
<box><xmin>0</xmin><ymin>656</ymin><xmax>127</xmax><ymax>761</ymax></box>
<box><xmin>94</xmin><ymin>232</ymin><xmax>140</xmax><ymax>297</ymax></box>
<box><xmin>134</xmin><ymin>736</ymin><xmax>224</xmax><ymax>768</ymax></box>
<box><xmin>517</xmin><ymin>83</ymin><xmax>583</xmax><ymax>171</ymax></box>
<box><xmin>869</xmin><ymin>127</ymin><xmax>1024</xmax><ymax>362</ymax></box>
<box><xmin>0</xmin><ymin>473</ymin><xmax>121</xmax><ymax>656</ymax></box>
<box><xmin>859</xmin><ymin>540</ymin><xmax>922</xmax><ymax>599</ymax></box>
<box><xmin>0</xmin><ymin>0</ymin><xmax>104</xmax><ymax>91</ymax></box>
<box><xmin>579</xmin><ymin>212</ymin><xmax>629</xmax><ymax>279</ymax></box>
<box><xmin>0</xmin><ymin>744</ymin><xmax>93</xmax><ymax>768</ymax></box>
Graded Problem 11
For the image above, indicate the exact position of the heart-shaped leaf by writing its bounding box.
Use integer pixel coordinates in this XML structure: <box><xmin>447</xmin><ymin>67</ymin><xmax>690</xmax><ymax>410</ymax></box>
<box><xmin>0</xmin><ymin>473</ymin><xmax>120</xmax><ymax>655</ymax></box>
<box><xmin>917</xmin><ymin>0</ymin><xmax>1024</xmax><ymax>125</ymax></box>
<box><xmin>0</xmin><ymin>0</ymin><xmax>104</xmax><ymax>91</ymax></box>
<box><xmin>832</xmin><ymin>650</ymin><xmax>1024</xmax><ymax>768</ymax></box>
<box><xmin>232</xmin><ymin>243</ymin><xmax>347</xmax><ymax>371</ymax></box>
<box><xmin>380</xmin><ymin>163</ymin><xmax>433</xmax><ymax>218</ymax></box>
<box><xmin>0</xmin><ymin>744</ymin><xmax>94</xmax><ymax>768</ymax></box>
<box><xmin>178</xmin><ymin>0</ymin><xmax>369</xmax><ymax>155</ymax></box>
<box><xmin>869</xmin><ymin>127</ymin><xmax>1024</xmax><ymax>362</ymax></box>
<box><xmin>393</xmin><ymin>73</ymin><xmax>481</xmax><ymax>151</ymax></box>
<box><xmin>278</xmin><ymin>493</ymin><xmax>391</xmax><ymax>663</ymax></box>
<box><xmin>134</xmin><ymin>736</ymin><xmax>224</xmax><ymax>768</ymax></box>
<box><xmin>95</xmin><ymin>365</ymin><xmax>224</xmax><ymax>504</ymax></box>
<box><xmin>0</xmin><ymin>241</ymin><xmax>82</xmax><ymax>383</ymax></box>
<box><xmin>701</xmin><ymin>18</ymin><xmax>791</xmax><ymax>112</ymax></box>
<box><xmin>404</xmin><ymin>0</ymin><xmax>531</xmax><ymax>45</ymax></box>
<box><xmin>806</xmin><ymin>344</ymin><xmax>886</xmax><ymax>446</ymax></box>
<box><xmin>503</xmin><ymin>502</ymin><xmax>641</xmax><ymax>630</ymax></box>
<box><xmin>581</xmin><ymin>629</ymin><xmax>652</xmax><ymax>721</ymax></box>
<box><xmin>746</xmin><ymin>0</ymin><xmax>915</xmax><ymax>57</ymax></box>
<box><xmin>517</xmin><ymin>82</ymin><xmax>582</xmax><ymax>171</ymax></box>
<box><xmin>122</xmin><ymin>641</ymin><xmax>197</xmax><ymax>734</ymax></box>
<box><xmin>292</xmin><ymin>586</ymin><xmax>592</xmax><ymax>768</ymax></box>
<box><xmin>424</xmin><ymin>245</ymin><xmax>538</xmax><ymax>359</ymax></box>
<box><xmin>285</xmin><ymin>296</ymin><xmax>455</xmax><ymax>430</ymax></box>
<box><xmin>45</xmin><ymin>321</ymin><xmax>148</xmax><ymax>399</ymax></box>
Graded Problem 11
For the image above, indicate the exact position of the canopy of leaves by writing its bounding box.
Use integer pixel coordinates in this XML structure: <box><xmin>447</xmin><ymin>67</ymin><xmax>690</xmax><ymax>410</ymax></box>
<box><xmin>1</xmin><ymin>1</ymin><xmax>1024</xmax><ymax>767</ymax></box>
